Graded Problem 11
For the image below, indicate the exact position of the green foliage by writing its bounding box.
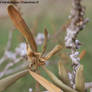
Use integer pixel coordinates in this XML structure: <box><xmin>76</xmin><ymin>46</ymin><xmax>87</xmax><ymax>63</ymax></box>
<box><xmin>0</xmin><ymin>70</ymin><xmax>28</xmax><ymax>92</ymax></box>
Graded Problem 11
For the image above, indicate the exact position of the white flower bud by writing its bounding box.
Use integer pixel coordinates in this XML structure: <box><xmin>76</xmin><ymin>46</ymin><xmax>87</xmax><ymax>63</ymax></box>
<box><xmin>15</xmin><ymin>42</ymin><xmax>27</xmax><ymax>56</ymax></box>
<box><xmin>29</xmin><ymin>88</ymin><xmax>32</xmax><ymax>92</ymax></box>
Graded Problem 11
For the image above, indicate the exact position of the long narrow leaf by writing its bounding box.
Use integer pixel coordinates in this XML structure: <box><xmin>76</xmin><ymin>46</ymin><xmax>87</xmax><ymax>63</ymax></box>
<box><xmin>41</xmin><ymin>28</ymin><xmax>48</xmax><ymax>56</ymax></box>
<box><xmin>42</xmin><ymin>66</ymin><xmax>77</xmax><ymax>92</ymax></box>
<box><xmin>0</xmin><ymin>69</ymin><xmax>28</xmax><ymax>92</ymax></box>
<box><xmin>58</xmin><ymin>61</ymin><xmax>71</xmax><ymax>87</ymax></box>
<box><xmin>79</xmin><ymin>50</ymin><xmax>86</xmax><ymax>60</ymax></box>
<box><xmin>45</xmin><ymin>45</ymin><xmax>62</xmax><ymax>60</ymax></box>
<box><xmin>29</xmin><ymin>70</ymin><xmax>62</xmax><ymax>92</ymax></box>
<box><xmin>8</xmin><ymin>5</ymin><xmax>37</xmax><ymax>51</ymax></box>
<box><xmin>75</xmin><ymin>65</ymin><xmax>85</xmax><ymax>92</ymax></box>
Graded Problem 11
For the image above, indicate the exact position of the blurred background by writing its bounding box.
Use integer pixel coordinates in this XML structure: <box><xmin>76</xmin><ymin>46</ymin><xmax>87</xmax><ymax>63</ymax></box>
<box><xmin>0</xmin><ymin>0</ymin><xmax>92</xmax><ymax>91</ymax></box>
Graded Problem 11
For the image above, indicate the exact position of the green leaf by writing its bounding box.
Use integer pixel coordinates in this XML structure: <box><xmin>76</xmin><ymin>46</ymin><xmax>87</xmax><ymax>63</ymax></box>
<box><xmin>58</xmin><ymin>61</ymin><xmax>71</xmax><ymax>87</ymax></box>
<box><xmin>75</xmin><ymin>65</ymin><xmax>85</xmax><ymax>92</ymax></box>
<box><xmin>0</xmin><ymin>69</ymin><xmax>28</xmax><ymax>92</ymax></box>
<box><xmin>42</xmin><ymin>66</ymin><xmax>77</xmax><ymax>92</ymax></box>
